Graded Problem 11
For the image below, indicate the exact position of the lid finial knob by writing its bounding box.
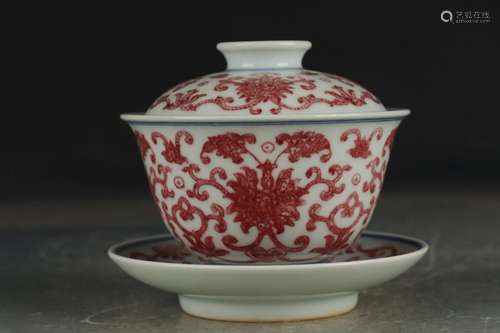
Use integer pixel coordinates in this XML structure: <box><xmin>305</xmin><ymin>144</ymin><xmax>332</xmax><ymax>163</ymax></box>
<box><xmin>216</xmin><ymin>41</ymin><xmax>312</xmax><ymax>70</ymax></box>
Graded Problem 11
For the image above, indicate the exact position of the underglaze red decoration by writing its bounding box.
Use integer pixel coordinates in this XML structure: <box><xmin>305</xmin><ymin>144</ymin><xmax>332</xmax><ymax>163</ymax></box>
<box><xmin>261</xmin><ymin>141</ymin><xmax>275</xmax><ymax>153</ymax></box>
<box><xmin>134</xmin><ymin>130</ymin><xmax>156</xmax><ymax>164</ymax></box>
<box><xmin>182</xmin><ymin>131</ymin><xmax>349</xmax><ymax>262</ymax></box>
<box><xmin>324</xmin><ymin>86</ymin><xmax>379</xmax><ymax>107</ymax></box>
<box><xmin>128</xmin><ymin>240</ymin><xmax>400</xmax><ymax>263</ymax></box>
<box><xmin>149</xmin><ymin>72</ymin><xmax>382</xmax><ymax>115</ymax></box>
<box><xmin>383</xmin><ymin>128</ymin><xmax>398</xmax><ymax>157</ymax></box>
<box><xmin>275</xmin><ymin>131</ymin><xmax>332</xmax><ymax>162</ymax></box>
<box><xmin>172</xmin><ymin>78</ymin><xmax>201</xmax><ymax>92</ymax></box>
<box><xmin>173</xmin><ymin>176</ymin><xmax>185</xmax><ymax>189</ymax></box>
<box><xmin>354</xmin><ymin>243</ymin><xmax>398</xmax><ymax>258</ymax></box>
<box><xmin>215</xmin><ymin>74</ymin><xmax>315</xmax><ymax>115</ymax></box>
<box><xmin>151</xmin><ymin>90</ymin><xmax>206</xmax><ymax>112</ymax></box>
<box><xmin>166</xmin><ymin>197</ymin><xmax>229</xmax><ymax>257</ymax></box>
<box><xmin>151</xmin><ymin>131</ymin><xmax>193</xmax><ymax>165</ymax></box>
<box><xmin>306</xmin><ymin>192</ymin><xmax>374</xmax><ymax>255</ymax></box>
<box><xmin>342</xmin><ymin>243</ymin><xmax>399</xmax><ymax>261</ymax></box>
<box><xmin>363</xmin><ymin>157</ymin><xmax>387</xmax><ymax>194</ymax></box>
<box><xmin>144</xmin><ymin>165</ymin><xmax>174</xmax><ymax>211</ymax></box>
<box><xmin>226</xmin><ymin>162</ymin><xmax>308</xmax><ymax>235</ymax></box>
<box><xmin>351</xmin><ymin>173</ymin><xmax>361</xmax><ymax>185</ymax></box>
<box><xmin>132</xmin><ymin>126</ymin><xmax>394</xmax><ymax>263</ymax></box>
<box><xmin>301</xmin><ymin>70</ymin><xmax>358</xmax><ymax>87</ymax></box>
<box><xmin>200</xmin><ymin>133</ymin><xmax>256</xmax><ymax>164</ymax></box>
<box><xmin>324</xmin><ymin>74</ymin><xmax>357</xmax><ymax>87</ymax></box>
<box><xmin>340</xmin><ymin>127</ymin><xmax>383</xmax><ymax>159</ymax></box>
<box><xmin>129</xmin><ymin>244</ymin><xmax>191</xmax><ymax>263</ymax></box>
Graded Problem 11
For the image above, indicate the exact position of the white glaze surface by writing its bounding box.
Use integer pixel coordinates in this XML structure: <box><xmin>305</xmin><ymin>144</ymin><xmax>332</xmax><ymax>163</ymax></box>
<box><xmin>217</xmin><ymin>41</ymin><xmax>311</xmax><ymax>70</ymax></box>
<box><xmin>140</xmin><ymin>41</ymin><xmax>389</xmax><ymax>117</ymax></box>
<box><xmin>108</xmin><ymin>231</ymin><xmax>428</xmax><ymax>322</ymax></box>
<box><xmin>126</xmin><ymin>120</ymin><xmax>402</xmax><ymax>263</ymax></box>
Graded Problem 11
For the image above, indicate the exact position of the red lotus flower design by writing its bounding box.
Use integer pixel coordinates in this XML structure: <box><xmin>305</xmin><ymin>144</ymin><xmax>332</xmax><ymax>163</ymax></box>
<box><xmin>226</xmin><ymin>161</ymin><xmax>308</xmax><ymax>235</ymax></box>
<box><xmin>201</xmin><ymin>132</ymin><xmax>256</xmax><ymax>164</ymax></box>
<box><xmin>233</xmin><ymin>75</ymin><xmax>295</xmax><ymax>104</ymax></box>
<box><xmin>151</xmin><ymin>130</ymin><xmax>193</xmax><ymax>164</ymax></box>
<box><xmin>188</xmin><ymin>132</ymin><xmax>351</xmax><ymax>247</ymax></box>
<box><xmin>340</xmin><ymin>128</ymin><xmax>383</xmax><ymax>159</ymax></box>
<box><xmin>133</xmin><ymin>127</ymin><xmax>395</xmax><ymax>263</ymax></box>
<box><xmin>149</xmin><ymin>72</ymin><xmax>382</xmax><ymax>115</ymax></box>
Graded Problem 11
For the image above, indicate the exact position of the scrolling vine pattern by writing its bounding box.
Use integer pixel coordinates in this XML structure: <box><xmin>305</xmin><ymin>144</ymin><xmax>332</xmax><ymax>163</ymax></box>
<box><xmin>133</xmin><ymin>126</ymin><xmax>396</xmax><ymax>263</ymax></box>
<box><xmin>129</xmin><ymin>240</ymin><xmax>400</xmax><ymax>264</ymax></box>
<box><xmin>149</xmin><ymin>71</ymin><xmax>381</xmax><ymax>115</ymax></box>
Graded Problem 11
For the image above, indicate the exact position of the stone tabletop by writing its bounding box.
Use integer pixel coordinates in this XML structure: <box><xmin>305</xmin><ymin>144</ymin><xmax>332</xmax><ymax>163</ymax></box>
<box><xmin>1</xmin><ymin>189</ymin><xmax>499</xmax><ymax>333</ymax></box>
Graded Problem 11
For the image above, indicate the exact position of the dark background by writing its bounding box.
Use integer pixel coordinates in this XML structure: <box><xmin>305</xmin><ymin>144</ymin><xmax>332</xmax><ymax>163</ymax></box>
<box><xmin>3</xmin><ymin>1</ymin><xmax>499</xmax><ymax>203</ymax></box>
<box><xmin>2</xmin><ymin>4</ymin><xmax>499</xmax><ymax>330</ymax></box>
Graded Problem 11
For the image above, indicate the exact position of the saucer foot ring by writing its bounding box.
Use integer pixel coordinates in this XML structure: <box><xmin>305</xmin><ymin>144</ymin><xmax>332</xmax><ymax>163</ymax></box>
<box><xmin>179</xmin><ymin>292</ymin><xmax>358</xmax><ymax>322</ymax></box>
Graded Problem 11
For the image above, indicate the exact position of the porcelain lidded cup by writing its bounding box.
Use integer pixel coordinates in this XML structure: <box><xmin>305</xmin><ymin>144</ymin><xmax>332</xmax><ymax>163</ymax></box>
<box><xmin>121</xmin><ymin>41</ymin><xmax>410</xmax><ymax>264</ymax></box>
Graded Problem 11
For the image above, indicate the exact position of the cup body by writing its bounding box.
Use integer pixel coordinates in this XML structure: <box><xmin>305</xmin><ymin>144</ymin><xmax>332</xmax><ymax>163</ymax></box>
<box><xmin>126</xmin><ymin>118</ymin><xmax>402</xmax><ymax>264</ymax></box>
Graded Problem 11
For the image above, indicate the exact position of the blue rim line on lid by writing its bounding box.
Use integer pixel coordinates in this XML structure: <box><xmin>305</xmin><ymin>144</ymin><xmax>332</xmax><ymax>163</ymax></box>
<box><xmin>123</xmin><ymin>117</ymin><xmax>405</xmax><ymax>127</ymax></box>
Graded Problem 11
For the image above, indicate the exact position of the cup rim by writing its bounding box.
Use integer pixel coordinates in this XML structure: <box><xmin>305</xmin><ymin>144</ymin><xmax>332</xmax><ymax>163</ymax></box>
<box><xmin>121</xmin><ymin>109</ymin><xmax>410</xmax><ymax>124</ymax></box>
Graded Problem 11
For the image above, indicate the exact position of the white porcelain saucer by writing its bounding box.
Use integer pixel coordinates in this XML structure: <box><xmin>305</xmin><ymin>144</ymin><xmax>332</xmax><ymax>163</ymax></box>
<box><xmin>108</xmin><ymin>231</ymin><xmax>428</xmax><ymax>322</ymax></box>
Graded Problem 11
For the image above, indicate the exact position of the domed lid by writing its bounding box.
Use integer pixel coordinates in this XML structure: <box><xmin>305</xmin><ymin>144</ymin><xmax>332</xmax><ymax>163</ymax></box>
<box><xmin>124</xmin><ymin>41</ymin><xmax>409</xmax><ymax>122</ymax></box>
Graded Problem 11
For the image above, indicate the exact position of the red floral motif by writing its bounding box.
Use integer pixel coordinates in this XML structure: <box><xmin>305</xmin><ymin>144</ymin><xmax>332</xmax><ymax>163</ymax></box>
<box><xmin>163</xmin><ymin>196</ymin><xmax>229</xmax><ymax>257</ymax></box>
<box><xmin>132</xmin><ymin>126</ymin><xmax>394</xmax><ymax>263</ymax></box>
<box><xmin>306</xmin><ymin>192</ymin><xmax>374</xmax><ymax>255</ymax></box>
<box><xmin>172</xmin><ymin>78</ymin><xmax>201</xmax><ymax>92</ymax></box>
<box><xmin>340</xmin><ymin>127</ymin><xmax>383</xmax><ymax>159</ymax></box>
<box><xmin>226</xmin><ymin>161</ymin><xmax>308</xmax><ymax>235</ymax></box>
<box><xmin>149</xmin><ymin>72</ymin><xmax>381</xmax><ymax>115</ymax></box>
<box><xmin>200</xmin><ymin>133</ymin><xmax>257</xmax><ymax>164</ymax></box>
<box><xmin>301</xmin><ymin>71</ymin><xmax>358</xmax><ymax>87</ymax></box>
<box><xmin>357</xmin><ymin>128</ymin><xmax>396</xmax><ymax>194</ymax></box>
<box><xmin>355</xmin><ymin>243</ymin><xmax>398</xmax><ymax>257</ymax></box>
<box><xmin>324</xmin><ymin>74</ymin><xmax>357</xmax><ymax>87</ymax></box>
<box><xmin>233</xmin><ymin>74</ymin><xmax>302</xmax><ymax>96</ymax></box>
<box><xmin>363</xmin><ymin>157</ymin><xmax>387</xmax><ymax>193</ymax></box>
<box><xmin>129</xmin><ymin>240</ymin><xmax>400</xmax><ymax>263</ymax></box>
<box><xmin>243</xmin><ymin>246</ymin><xmax>289</xmax><ymax>262</ymax></box>
<box><xmin>149</xmin><ymin>78</ymin><xmax>207</xmax><ymax>110</ymax></box>
<box><xmin>147</xmin><ymin>164</ymin><xmax>174</xmax><ymax>204</ymax></box>
<box><xmin>182</xmin><ymin>131</ymin><xmax>349</xmax><ymax>260</ymax></box>
<box><xmin>214</xmin><ymin>74</ymin><xmax>316</xmax><ymax>114</ymax></box>
<box><xmin>133</xmin><ymin>131</ymin><xmax>193</xmax><ymax>209</ymax></box>
<box><xmin>305</xmin><ymin>164</ymin><xmax>352</xmax><ymax>201</ymax></box>
<box><xmin>324</xmin><ymin>86</ymin><xmax>380</xmax><ymax>106</ymax></box>
<box><xmin>134</xmin><ymin>130</ymin><xmax>156</xmax><ymax>164</ymax></box>
<box><xmin>343</xmin><ymin>243</ymin><xmax>399</xmax><ymax>261</ymax></box>
<box><xmin>276</xmin><ymin>131</ymin><xmax>332</xmax><ymax>162</ymax></box>
<box><xmin>151</xmin><ymin>131</ymin><xmax>193</xmax><ymax>165</ymax></box>
<box><xmin>151</xmin><ymin>89</ymin><xmax>207</xmax><ymax>112</ymax></box>
<box><xmin>383</xmin><ymin>128</ymin><xmax>398</xmax><ymax>157</ymax></box>
<box><xmin>129</xmin><ymin>244</ymin><xmax>191</xmax><ymax>262</ymax></box>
